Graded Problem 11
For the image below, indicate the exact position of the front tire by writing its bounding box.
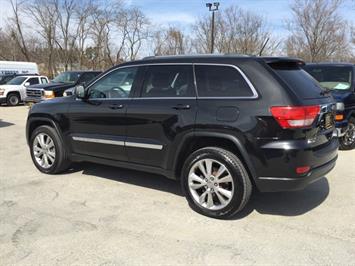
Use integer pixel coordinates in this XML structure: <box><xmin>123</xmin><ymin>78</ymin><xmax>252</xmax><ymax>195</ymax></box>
<box><xmin>181</xmin><ymin>147</ymin><xmax>252</xmax><ymax>219</ymax></box>
<box><xmin>6</xmin><ymin>93</ymin><xmax>20</xmax><ymax>106</ymax></box>
<box><xmin>30</xmin><ymin>125</ymin><xmax>70</xmax><ymax>174</ymax></box>
<box><xmin>339</xmin><ymin>117</ymin><xmax>355</xmax><ymax>150</ymax></box>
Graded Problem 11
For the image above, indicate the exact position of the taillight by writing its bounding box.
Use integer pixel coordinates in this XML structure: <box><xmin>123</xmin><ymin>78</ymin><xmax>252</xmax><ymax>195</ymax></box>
<box><xmin>270</xmin><ymin>105</ymin><xmax>320</xmax><ymax>129</ymax></box>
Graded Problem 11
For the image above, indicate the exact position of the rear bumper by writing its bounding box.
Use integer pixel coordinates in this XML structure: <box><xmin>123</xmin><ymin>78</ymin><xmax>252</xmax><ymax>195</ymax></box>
<box><xmin>256</xmin><ymin>156</ymin><xmax>337</xmax><ymax>192</ymax></box>
<box><xmin>254</xmin><ymin>136</ymin><xmax>338</xmax><ymax>192</ymax></box>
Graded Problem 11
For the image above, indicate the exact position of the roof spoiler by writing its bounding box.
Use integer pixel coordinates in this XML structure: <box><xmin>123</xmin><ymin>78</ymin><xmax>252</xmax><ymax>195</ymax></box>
<box><xmin>261</xmin><ymin>57</ymin><xmax>305</xmax><ymax>67</ymax></box>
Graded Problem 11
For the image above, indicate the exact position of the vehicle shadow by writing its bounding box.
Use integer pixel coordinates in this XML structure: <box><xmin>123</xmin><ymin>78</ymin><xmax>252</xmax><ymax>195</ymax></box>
<box><xmin>69</xmin><ymin>163</ymin><xmax>329</xmax><ymax>218</ymax></box>
<box><xmin>0</xmin><ymin>119</ymin><xmax>15</xmax><ymax>128</ymax></box>
<box><xmin>233</xmin><ymin>177</ymin><xmax>329</xmax><ymax>219</ymax></box>
<box><xmin>70</xmin><ymin>162</ymin><xmax>182</xmax><ymax>196</ymax></box>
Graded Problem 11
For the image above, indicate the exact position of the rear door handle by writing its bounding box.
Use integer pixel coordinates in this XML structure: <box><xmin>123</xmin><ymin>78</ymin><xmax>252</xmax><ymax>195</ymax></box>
<box><xmin>109</xmin><ymin>104</ymin><xmax>124</xmax><ymax>110</ymax></box>
<box><xmin>172</xmin><ymin>104</ymin><xmax>190</xmax><ymax>110</ymax></box>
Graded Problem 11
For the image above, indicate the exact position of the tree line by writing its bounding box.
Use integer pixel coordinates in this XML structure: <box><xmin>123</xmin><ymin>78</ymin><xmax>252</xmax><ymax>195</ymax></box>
<box><xmin>0</xmin><ymin>0</ymin><xmax>354</xmax><ymax>77</ymax></box>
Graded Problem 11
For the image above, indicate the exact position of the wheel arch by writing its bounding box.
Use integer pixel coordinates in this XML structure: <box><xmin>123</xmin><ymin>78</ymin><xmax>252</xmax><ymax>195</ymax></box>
<box><xmin>26</xmin><ymin>116</ymin><xmax>64</xmax><ymax>146</ymax></box>
<box><xmin>173</xmin><ymin>132</ymin><xmax>257</xmax><ymax>183</ymax></box>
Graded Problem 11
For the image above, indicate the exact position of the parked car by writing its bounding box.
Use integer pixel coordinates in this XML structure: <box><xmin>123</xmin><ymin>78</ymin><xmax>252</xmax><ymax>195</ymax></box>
<box><xmin>0</xmin><ymin>61</ymin><xmax>39</xmax><ymax>77</ymax></box>
<box><xmin>0</xmin><ymin>75</ymin><xmax>49</xmax><ymax>106</ymax></box>
<box><xmin>25</xmin><ymin>71</ymin><xmax>101</xmax><ymax>103</ymax></box>
<box><xmin>304</xmin><ymin>63</ymin><xmax>355</xmax><ymax>150</ymax></box>
<box><xmin>26</xmin><ymin>55</ymin><xmax>338</xmax><ymax>218</ymax></box>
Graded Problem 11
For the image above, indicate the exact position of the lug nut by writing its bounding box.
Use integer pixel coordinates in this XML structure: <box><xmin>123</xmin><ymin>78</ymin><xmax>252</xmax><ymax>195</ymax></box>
<box><xmin>214</xmin><ymin>183</ymin><xmax>218</xmax><ymax>186</ymax></box>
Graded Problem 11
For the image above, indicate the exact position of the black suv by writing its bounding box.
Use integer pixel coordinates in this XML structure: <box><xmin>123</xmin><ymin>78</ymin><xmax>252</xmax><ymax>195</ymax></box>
<box><xmin>26</xmin><ymin>55</ymin><xmax>338</xmax><ymax>218</ymax></box>
<box><xmin>25</xmin><ymin>71</ymin><xmax>101</xmax><ymax>103</ymax></box>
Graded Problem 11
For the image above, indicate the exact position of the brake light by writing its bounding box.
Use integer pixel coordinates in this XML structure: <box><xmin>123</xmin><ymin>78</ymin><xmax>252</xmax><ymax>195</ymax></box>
<box><xmin>270</xmin><ymin>105</ymin><xmax>320</xmax><ymax>129</ymax></box>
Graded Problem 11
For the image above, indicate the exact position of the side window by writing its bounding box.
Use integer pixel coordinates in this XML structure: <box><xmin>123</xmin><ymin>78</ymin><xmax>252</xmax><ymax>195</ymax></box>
<box><xmin>27</xmin><ymin>77</ymin><xmax>40</xmax><ymax>85</ymax></box>
<box><xmin>195</xmin><ymin>65</ymin><xmax>254</xmax><ymax>97</ymax></box>
<box><xmin>88</xmin><ymin>67</ymin><xmax>138</xmax><ymax>99</ymax></box>
<box><xmin>41</xmin><ymin>77</ymin><xmax>48</xmax><ymax>84</ymax></box>
<box><xmin>141</xmin><ymin>65</ymin><xmax>195</xmax><ymax>98</ymax></box>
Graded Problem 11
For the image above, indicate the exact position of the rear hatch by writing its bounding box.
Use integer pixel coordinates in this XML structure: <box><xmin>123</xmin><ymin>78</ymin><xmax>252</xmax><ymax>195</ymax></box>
<box><xmin>264</xmin><ymin>58</ymin><xmax>336</xmax><ymax>144</ymax></box>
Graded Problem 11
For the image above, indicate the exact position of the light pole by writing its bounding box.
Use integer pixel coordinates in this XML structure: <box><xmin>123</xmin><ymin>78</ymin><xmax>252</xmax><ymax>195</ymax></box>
<box><xmin>206</xmin><ymin>2</ymin><xmax>220</xmax><ymax>54</ymax></box>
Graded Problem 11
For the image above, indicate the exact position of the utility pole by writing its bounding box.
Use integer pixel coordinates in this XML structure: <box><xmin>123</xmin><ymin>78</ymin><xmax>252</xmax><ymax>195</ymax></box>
<box><xmin>206</xmin><ymin>2</ymin><xmax>220</xmax><ymax>54</ymax></box>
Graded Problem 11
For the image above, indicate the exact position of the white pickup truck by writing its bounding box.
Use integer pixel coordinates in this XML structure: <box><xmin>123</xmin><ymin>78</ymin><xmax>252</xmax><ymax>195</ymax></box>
<box><xmin>0</xmin><ymin>75</ymin><xmax>49</xmax><ymax>106</ymax></box>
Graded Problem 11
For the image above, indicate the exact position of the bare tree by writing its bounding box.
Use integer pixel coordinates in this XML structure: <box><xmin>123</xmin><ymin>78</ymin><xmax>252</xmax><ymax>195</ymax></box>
<box><xmin>152</xmin><ymin>26</ymin><xmax>188</xmax><ymax>55</ymax></box>
<box><xmin>90</xmin><ymin>5</ymin><xmax>116</xmax><ymax>69</ymax></box>
<box><xmin>55</xmin><ymin>0</ymin><xmax>77</xmax><ymax>70</ymax></box>
<box><xmin>75</xmin><ymin>0</ymin><xmax>95</xmax><ymax>68</ymax></box>
<box><xmin>192</xmin><ymin>5</ymin><xmax>277</xmax><ymax>55</ymax></box>
<box><xmin>27</xmin><ymin>0</ymin><xmax>59</xmax><ymax>77</ymax></box>
<box><xmin>7</xmin><ymin>0</ymin><xmax>31</xmax><ymax>61</ymax></box>
<box><xmin>286</xmin><ymin>0</ymin><xmax>350</xmax><ymax>62</ymax></box>
<box><xmin>124</xmin><ymin>8</ymin><xmax>150</xmax><ymax>61</ymax></box>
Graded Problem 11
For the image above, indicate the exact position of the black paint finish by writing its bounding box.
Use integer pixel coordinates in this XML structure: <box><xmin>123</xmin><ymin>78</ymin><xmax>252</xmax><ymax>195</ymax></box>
<box><xmin>26</xmin><ymin>55</ymin><xmax>339</xmax><ymax>192</ymax></box>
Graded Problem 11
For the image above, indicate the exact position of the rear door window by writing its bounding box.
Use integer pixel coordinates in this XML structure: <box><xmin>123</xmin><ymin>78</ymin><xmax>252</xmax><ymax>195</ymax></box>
<box><xmin>141</xmin><ymin>65</ymin><xmax>195</xmax><ymax>98</ymax></box>
<box><xmin>194</xmin><ymin>65</ymin><xmax>255</xmax><ymax>97</ymax></box>
<box><xmin>270</xmin><ymin>64</ymin><xmax>326</xmax><ymax>99</ymax></box>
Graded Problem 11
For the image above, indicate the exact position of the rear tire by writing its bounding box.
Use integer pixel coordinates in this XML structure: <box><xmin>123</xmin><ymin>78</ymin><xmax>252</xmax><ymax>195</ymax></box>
<box><xmin>181</xmin><ymin>147</ymin><xmax>252</xmax><ymax>219</ymax></box>
<box><xmin>339</xmin><ymin>117</ymin><xmax>355</xmax><ymax>150</ymax></box>
<box><xmin>30</xmin><ymin>125</ymin><xmax>71</xmax><ymax>174</ymax></box>
<box><xmin>6</xmin><ymin>93</ymin><xmax>20</xmax><ymax>106</ymax></box>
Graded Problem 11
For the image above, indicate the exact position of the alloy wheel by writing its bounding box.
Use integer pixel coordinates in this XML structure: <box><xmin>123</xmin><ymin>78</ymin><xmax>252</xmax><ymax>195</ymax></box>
<box><xmin>33</xmin><ymin>133</ymin><xmax>56</xmax><ymax>169</ymax></box>
<box><xmin>188</xmin><ymin>158</ymin><xmax>234</xmax><ymax>210</ymax></box>
<box><xmin>343</xmin><ymin>122</ymin><xmax>355</xmax><ymax>147</ymax></box>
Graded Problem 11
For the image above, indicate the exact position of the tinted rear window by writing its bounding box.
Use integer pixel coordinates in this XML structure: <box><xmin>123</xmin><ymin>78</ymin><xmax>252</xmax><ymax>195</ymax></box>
<box><xmin>270</xmin><ymin>64</ymin><xmax>325</xmax><ymax>99</ymax></box>
<box><xmin>195</xmin><ymin>65</ymin><xmax>254</xmax><ymax>97</ymax></box>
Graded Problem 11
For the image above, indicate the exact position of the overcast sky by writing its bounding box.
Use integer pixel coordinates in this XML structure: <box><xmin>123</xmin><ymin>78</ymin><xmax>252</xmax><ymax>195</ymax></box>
<box><xmin>1</xmin><ymin>0</ymin><xmax>354</xmax><ymax>38</ymax></box>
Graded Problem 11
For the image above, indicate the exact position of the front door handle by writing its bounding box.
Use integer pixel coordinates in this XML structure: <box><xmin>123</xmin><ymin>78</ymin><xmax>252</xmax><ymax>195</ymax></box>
<box><xmin>172</xmin><ymin>104</ymin><xmax>190</xmax><ymax>110</ymax></box>
<box><xmin>109</xmin><ymin>104</ymin><xmax>124</xmax><ymax>110</ymax></box>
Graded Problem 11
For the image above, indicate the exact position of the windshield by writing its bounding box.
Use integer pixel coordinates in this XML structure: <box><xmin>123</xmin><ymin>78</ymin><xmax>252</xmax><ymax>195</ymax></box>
<box><xmin>52</xmin><ymin>72</ymin><xmax>81</xmax><ymax>84</ymax></box>
<box><xmin>7</xmin><ymin>76</ymin><xmax>27</xmax><ymax>85</ymax></box>
<box><xmin>304</xmin><ymin>65</ymin><xmax>353</xmax><ymax>91</ymax></box>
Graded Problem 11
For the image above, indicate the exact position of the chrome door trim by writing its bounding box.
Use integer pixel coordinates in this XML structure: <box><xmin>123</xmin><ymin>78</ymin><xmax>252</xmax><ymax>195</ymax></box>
<box><xmin>72</xmin><ymin>136</ymin><xmax>125</xmax><ymax>146</ymax></box>
<box><xmin>125</xmin><ymin>141</ymin><xmax>163</xmax><ymax>150</ymax></box>
<box><xmin>72</xmin><ymin>136</ymin><xmax>163</xmax><ymax>150</ymax></box>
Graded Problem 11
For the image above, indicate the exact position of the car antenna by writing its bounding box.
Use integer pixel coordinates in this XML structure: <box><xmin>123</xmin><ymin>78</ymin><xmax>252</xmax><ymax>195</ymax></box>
<box><xmin>259</xmin><ymin>38</ymin><xmax>269</xmax><ymax>56</ymax></box>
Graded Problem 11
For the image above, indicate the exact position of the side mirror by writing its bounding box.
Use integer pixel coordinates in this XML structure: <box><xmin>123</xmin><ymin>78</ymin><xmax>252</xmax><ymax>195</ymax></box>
<box><xmin>75</xmin><ymin>85</ymin><xmax>86</xmax><ymax>99</ymax></box>
<box><xmin>24</xmin><ymin>82</ymin><xmax>30</xmax><ymax>87</ymax></box>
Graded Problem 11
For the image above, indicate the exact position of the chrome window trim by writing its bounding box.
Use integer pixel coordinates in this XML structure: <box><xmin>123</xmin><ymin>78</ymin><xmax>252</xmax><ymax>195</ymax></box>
<box><xmin>86</xmin><ymin>62</ymin><xmax>258</xmax><ymax>100</ymax></box>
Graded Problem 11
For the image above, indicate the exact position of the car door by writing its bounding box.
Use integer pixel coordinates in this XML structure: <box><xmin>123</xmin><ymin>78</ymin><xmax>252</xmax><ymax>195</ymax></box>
<box><xmin>67</xmin><ymin>66</ymin><xmax>141</xmax><ymax>161</ymax></box>
<box><xmin>125</xmin><ymin>64</ymin><xmax>197</xmax><ymax>169</ymax></box>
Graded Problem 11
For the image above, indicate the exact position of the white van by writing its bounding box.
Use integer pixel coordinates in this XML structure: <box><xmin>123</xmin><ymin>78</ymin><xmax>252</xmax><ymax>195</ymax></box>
<box><xmin>0</xmin><ymin>61</ymin><xmax>39</xmax><ymax>76</ymax></box>
<box><xmin>0</xmin><ymin>75</ymin><xmax>49</xmax><ymax>106</ymax></box>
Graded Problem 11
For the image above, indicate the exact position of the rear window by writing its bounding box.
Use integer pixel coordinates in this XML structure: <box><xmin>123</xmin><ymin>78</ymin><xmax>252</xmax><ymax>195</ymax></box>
<box><xmin>270</xmin><ymin>64</ymin><xmax>325</xmax><ymax>99</ymax></box>
<box><xmin>303</xmin><ymin>65</ymin><xmax>353</xmax><ymax>91</ymax></box>
<box><xmin>195</xmin><ymin>65</ymin><xmax>255</xmax><ymax>97</ymax></box>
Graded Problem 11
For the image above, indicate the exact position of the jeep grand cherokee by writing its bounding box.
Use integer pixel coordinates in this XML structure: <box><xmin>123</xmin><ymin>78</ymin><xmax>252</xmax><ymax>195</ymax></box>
<box><xmin>26</xmin><ymin>55</ymin><xmax>338</xmax><ymax>218</ymax></box>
